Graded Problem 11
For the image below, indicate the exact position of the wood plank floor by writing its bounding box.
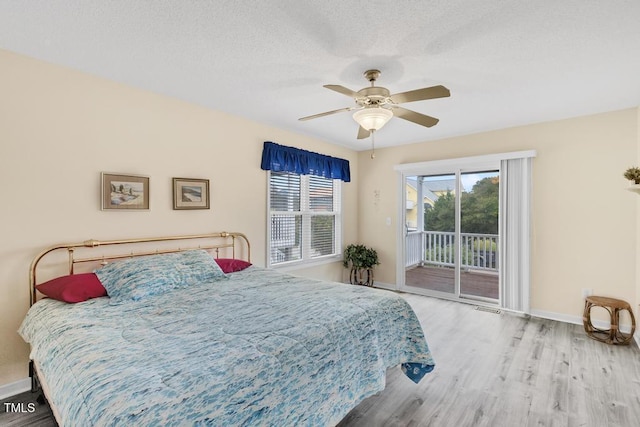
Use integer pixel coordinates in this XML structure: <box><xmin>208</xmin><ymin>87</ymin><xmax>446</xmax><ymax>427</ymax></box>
<box><xmin>405</xmin><ymin>266</ymin><xmax>499</xmax><ymax>299</ymax></box>
<box><xmin>3</xmin><ymin>293</ymin><xmax>639</xmax><ymax>426</ymax></box>
<box><xmin>0</xmin><ymin>391</ymin><xmax>56</xmax><ymax>427</ymax></box>
<box><xmin>338</xmin><ymin>293</ymin><xmax>640</xmax><ymax>427</ymax></box>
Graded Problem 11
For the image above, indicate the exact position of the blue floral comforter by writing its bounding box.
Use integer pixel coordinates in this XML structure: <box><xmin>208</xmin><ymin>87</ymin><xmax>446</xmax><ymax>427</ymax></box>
<box><xmin>19</xmin><ymin>266</ymin><xmax>434</xmax><ymax>426</ymax></box>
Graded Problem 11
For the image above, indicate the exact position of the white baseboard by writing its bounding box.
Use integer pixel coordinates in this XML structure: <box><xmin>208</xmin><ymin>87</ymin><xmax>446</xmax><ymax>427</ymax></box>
<box><xmin>372</xmin><ymin>289</ymin><xmax>638</xmax><ymax>346</ymax></box>
<box><xmin>0</xmin><ymin>378</ymin><xmax>30</xmax><ymax>400</ymax></box>
<box><xmin>533</xmin><ymin>309</ymin><xmax>638</xmax><ymax>348</ymax></box>
<box><xmin>529</xmin><ymin>309</ymin><xmax>636</xmax><ymax>336</ymax></box>
<box><xmin>372</xmin><ymin>281</ymin><xmax>397</xmax><ymax>292</ymax></box>
<box><xmin>529</xmin><ymin>309</ymin><xmax>583</xmax><ymax>326</ymax></box>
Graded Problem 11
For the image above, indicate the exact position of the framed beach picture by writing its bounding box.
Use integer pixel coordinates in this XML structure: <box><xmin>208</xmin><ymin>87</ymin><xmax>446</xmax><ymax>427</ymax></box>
<box><xmin>173</xmin><ymin>178</ymin><xmax>210</xmax><ymax>210</ymax></box>
<box><xmin>101</xmin><ymin>173</ymin><xmax>150</xmax><ymax>210</ymax></box>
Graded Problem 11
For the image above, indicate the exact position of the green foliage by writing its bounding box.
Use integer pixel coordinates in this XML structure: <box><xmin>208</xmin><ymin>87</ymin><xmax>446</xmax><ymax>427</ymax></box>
<box><xmin>624</xmin><ymin>167</ymin><xmax>640</xmax><ymax>184</ymax></box>
<box><xmin>461</xmin><ymin>177</ymin><xmax>499</xmax><ymax>234</ymax></box>
<box><xmin>472</xmin><ymin>238</ymin><xmax>497</xmax><ymax>251</ymax></box>
<box><xmin>343</xmin><ymin>244</ymin><xmax>380</xmax><ymax>269</ymax></box>
<box><xmin>425</xmin><ymin>241</ymin><xmax>497</xmax><ymax>268</ymax></box>
<box><xmin>425</xmin><ymin>191</ymin><xmax>455</xmax><ymax>232</ymax></box>
<box><xmin>425</xmin><ymin>244</ymin><xmax>473</xmax><ymax>264</ymax></box>
<box><xmin>425</xmin><ymin>177</ymin><xmax>499</xmax><ymax>234</ymax></box>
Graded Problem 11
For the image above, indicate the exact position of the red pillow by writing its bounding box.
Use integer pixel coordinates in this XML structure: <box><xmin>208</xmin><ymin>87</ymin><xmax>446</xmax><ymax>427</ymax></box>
<box><xmin>36</xmin><ymin>273</ymin><xmax>107</xmax><ymax>303</ymax></box>
<box><xmin>214</xmin><ymin>258</ymin><xmax>252</xmax><ymax>273</ymax></box>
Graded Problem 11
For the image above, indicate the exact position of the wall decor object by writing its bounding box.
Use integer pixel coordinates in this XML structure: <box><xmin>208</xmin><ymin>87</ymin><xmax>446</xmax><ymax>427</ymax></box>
<box><xmin>101</xmin><ymin>172</ymin><xmax>150</xmax><ymax>210</ymax></box>
<box><xmin>173</xmin><ymin>178</ymin><xmax>210</xmax><ymax>210</ymax></box>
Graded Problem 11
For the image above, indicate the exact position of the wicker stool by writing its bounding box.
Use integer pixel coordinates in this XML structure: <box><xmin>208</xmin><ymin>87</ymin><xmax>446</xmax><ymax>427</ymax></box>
<box><xmin>583</xmin><ymin>296</ymin><xmax>636</xmax><ymax>345</ymax></box>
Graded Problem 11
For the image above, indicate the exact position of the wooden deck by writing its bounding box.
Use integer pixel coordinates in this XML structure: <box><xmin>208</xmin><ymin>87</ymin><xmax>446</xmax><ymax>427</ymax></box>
<box><xmin>405</xmin><ymin>265</ymin><xmax>499</xmax><ymax>299</ymax></box>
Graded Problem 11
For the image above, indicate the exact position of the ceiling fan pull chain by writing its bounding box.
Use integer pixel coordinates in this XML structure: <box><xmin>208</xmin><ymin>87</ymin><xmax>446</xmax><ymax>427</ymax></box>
<box><xmin>370</xmin><ymin>130</ymin><xmax>376</xmax><ymax>159</ymax></box>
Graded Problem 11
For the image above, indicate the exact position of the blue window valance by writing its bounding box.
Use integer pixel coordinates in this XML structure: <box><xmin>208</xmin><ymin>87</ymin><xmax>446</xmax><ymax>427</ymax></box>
<box><xmin>260</xmin><ymin>141</ymin><xmax>351</xmax><ymax>182</ymax></box>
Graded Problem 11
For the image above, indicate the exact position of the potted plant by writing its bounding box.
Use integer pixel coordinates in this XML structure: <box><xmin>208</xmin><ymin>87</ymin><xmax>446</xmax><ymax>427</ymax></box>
<box><xmin>343</xmin><ymin>244</ymin><xmax>380</xmax><ymax>286</ymax></box>
<box><xmin>623</xmin><ymin>167</ymin><xmax>640</xmax><ymax>185</ymax></box>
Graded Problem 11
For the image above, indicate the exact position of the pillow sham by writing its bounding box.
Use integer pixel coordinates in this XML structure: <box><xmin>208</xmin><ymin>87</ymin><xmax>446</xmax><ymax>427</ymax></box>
<box><xmin>214</xmin><ymin>258</ymin><xmax>252</xmax><ymax>273</ymax></box>
<box><xmin>95</xmin><ymin>249</ymin><xmax>227</xmax><ymax>302</ymax></box>
<box><xmin>36</xmin><ymin>273</ymin><xmax>107</xmax><ymax>303</ymax></box>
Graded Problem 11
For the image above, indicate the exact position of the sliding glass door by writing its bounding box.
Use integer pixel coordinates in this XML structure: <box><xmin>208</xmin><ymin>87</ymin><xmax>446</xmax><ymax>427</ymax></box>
<box><xmin>397</xmin><ymin>151</ymin><xmax>535</xmax><ymax>312</ymax></box>
<box><xmin>402</xmin><ymin>169</ymin><xmax>500</xmax><ymax>303</ymax></box>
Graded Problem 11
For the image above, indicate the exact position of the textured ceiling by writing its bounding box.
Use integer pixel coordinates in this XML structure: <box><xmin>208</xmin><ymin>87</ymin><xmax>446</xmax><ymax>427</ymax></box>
<box><xmin>2</xmin><ymin>1</ymin><xmax>640</xmax><ymax>150</ymax></box>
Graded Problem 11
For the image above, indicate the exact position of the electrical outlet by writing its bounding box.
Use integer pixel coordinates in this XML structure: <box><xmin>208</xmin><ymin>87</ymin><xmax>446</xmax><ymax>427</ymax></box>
<box><xmin>582</xmin><ymin>288</ymin><xmax>593</xmax><ymax>298</ymax></box>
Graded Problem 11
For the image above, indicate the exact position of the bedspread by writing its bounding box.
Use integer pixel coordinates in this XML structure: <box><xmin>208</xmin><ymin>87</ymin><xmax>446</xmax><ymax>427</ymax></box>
<box><xmin>19</xmin><ymin>266</ymin><xmax>434</xmax><ymax>426</ymax></box>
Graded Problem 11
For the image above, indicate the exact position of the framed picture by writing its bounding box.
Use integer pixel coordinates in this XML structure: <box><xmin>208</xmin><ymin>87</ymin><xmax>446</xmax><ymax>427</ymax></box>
<box><xmin>101</xmin><ymin>173</ymin><xmax>150</xmax><ymax>210</ymax></box>
<box><xmin>173</xmin><ymin>178</ymin><xmax>210</xmax><ymax>210</ymax></box>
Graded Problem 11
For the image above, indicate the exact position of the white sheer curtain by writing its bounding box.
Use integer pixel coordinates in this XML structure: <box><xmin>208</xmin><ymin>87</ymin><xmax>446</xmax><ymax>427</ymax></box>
<box><xmin>499</xmin><ymin>155</ymin><xmax>534</xmax><ymax>313</ymax></box>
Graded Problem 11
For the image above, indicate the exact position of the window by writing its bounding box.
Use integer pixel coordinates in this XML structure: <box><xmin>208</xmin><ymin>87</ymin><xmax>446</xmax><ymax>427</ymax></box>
<box><xmin>268</xmin><ymin>171</ymin><xmax>342</xmax><ymax>267</ymax></box>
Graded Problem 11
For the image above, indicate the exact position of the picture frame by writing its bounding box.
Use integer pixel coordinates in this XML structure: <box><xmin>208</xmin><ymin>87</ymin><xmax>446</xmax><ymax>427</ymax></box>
<box><xmin>173</xmin><ymin>178</ymin><xmax>210</xmax><ymax>210</ymax></box>
<box><xmin>101</xmin><ymin>172</ymin><xmax>150</xmax><ymax>211</ymax></box>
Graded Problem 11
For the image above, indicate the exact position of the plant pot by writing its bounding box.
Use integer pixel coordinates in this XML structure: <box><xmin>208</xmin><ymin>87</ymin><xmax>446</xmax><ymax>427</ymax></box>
<box><xmin>350</xmin><ymin>267</ymin><xmax>374</xmax><ymax>287</ymax></box>
<box><xmin>627</xmin><ymin>183</ymin><xmax>640</xmax><ymax>194</ymax></box>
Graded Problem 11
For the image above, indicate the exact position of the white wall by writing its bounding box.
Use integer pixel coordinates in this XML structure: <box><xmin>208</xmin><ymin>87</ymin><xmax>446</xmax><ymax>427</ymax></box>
<box><xmin>0</xmin><ymin>49</ymin><xmax>359</xmax><ymax>387</ymax></box>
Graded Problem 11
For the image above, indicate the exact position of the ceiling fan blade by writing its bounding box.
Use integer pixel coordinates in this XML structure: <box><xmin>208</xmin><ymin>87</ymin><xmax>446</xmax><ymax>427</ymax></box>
<box><xmin>324</xmin><ymin>84</ymin><xmax>361</xmax><ymax>98</ymax></box>
<box><xmin>392</xmin><ymin>106</ymin><xmax>440</xmax><ymax>127</ymax></box>
<box><xmin>357</xmin><ymin>126</ymin><xmax>371</xmax><ymax>140</ymax></box>
<box><xmin>389</xmin><ymin>85</ymin><xmax>450</xmax><ymax>104</ymax></box>
<box><xmin>299</xmin><ymin>107</ymin><xmax>354</xmax><ymax>121</ymax></box>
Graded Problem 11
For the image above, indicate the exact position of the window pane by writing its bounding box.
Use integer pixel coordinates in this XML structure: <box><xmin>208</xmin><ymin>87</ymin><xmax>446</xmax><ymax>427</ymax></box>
<box><xmin>460</xmin><ymin>170</ymin><xmax>499</xmax><ymax>234</ymax></box>
<box><xmin>268</xmin><ymin>171</ymin><xmax>341</xmax><ymax>267</ymax></box>
<box><xmin>270</xmin><ymin>214</ymin><xmax>302</xmax><ymax>264</ymax></box>
<box><xmin>310</xmin><ymin>215</ymin><xmax>335</xmax><ymax>257</ymax></box>
<box><xmin>309</xmin><ymin>175</ymin><xmax>334</xmax><ymax>212</ymax></box>
<box><xmin>270</xmin><ymin>172</ymin><xmax>300</xmax><ymax>212</ymax></box>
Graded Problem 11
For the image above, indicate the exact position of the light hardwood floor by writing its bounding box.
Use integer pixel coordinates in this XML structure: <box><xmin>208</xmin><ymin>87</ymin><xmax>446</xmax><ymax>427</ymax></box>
<box><xmin>2</xmin><ymin>293</ymin><xmax>639</xmax><ymax>426</ymax></box>
<box><xmin>339</xmin><ymin>293</ymin><xmax>640</xmax><ymax>427</ymax></box>
<box><xmin>0</xmin><ymin>391</ymin><xmax>55</xmax><ymax>426</ymax></box>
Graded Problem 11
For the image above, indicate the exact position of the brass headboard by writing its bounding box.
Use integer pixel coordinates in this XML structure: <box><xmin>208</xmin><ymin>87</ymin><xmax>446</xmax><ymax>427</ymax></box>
<box><xmin>29</xmin><ymin>231</ymin><xmax>250</xmax><ymax>306</ymax></box>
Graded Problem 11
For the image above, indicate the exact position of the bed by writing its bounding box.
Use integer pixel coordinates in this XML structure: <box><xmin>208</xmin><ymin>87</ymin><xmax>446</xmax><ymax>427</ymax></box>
<box><xmin>19</xmin><ymin>232</ymin><xmax>435</xmax><ymax>426</ymax></box>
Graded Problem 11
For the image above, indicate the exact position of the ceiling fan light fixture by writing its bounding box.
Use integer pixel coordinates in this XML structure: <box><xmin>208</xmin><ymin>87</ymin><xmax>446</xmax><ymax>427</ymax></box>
<box><xmin>352</xmin><ymin>107</ymin><xmax>393</xmax><ymax>131</ymax></box>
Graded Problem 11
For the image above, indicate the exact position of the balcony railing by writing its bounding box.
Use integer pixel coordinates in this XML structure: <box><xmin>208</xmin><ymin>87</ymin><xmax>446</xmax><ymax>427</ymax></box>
<box><xmin>406</xmin><ymin>231</ymin><xmax>499</xmax><ymax>272</ymax></box>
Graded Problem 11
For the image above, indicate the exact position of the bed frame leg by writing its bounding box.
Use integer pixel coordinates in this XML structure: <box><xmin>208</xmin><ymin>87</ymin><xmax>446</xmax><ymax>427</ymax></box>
<box><xmin>29</xmin><ymin>360</ymin><xmax>39</xmax><ymax>393</ymax></box>
<box><xmin>29</xmin><ymin>361</ymin><xmax>47</xmax><ymax>404</ymax></box>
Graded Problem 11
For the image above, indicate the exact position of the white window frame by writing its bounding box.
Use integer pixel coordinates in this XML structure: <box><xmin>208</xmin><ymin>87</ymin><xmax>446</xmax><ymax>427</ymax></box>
<box><xmin>266</xmin><ymin>171</ymin><xmax>343</xmax><ymax>269</ymax></box>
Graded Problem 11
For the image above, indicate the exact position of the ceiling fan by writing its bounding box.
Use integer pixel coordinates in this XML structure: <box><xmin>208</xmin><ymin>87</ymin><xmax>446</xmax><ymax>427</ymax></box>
<box><xmin>299</xmin><ymin>69</ymin><xmax>450</xmax><ymax>140</ymax></box>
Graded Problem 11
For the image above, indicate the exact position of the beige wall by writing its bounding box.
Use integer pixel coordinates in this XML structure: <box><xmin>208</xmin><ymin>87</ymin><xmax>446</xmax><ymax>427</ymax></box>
<box><xmin>2</xmin><ymin>47</ymin><xmax>639</xmax><ymax>390</ymax></box>
<box><xmin>357</xmin><ymin>109</ymin><xmax>639</xmax><ymax>324</ymax></box>
<box><xmin>637</xmin><ymin>107</ymin><xmax>640</xmax><ymax>328</ymax></box>
<box><xmin>0</xmin><ymin>49</ymin><xmax>358</xmax><ymax>387</ymax></box>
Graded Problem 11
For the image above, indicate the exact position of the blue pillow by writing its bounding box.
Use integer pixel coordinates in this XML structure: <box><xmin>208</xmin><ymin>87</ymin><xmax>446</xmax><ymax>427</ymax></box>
<box><xmin>95</xmin><ymin>250</ymin><xmax>227</xmax><ymax>302</ymax></box>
